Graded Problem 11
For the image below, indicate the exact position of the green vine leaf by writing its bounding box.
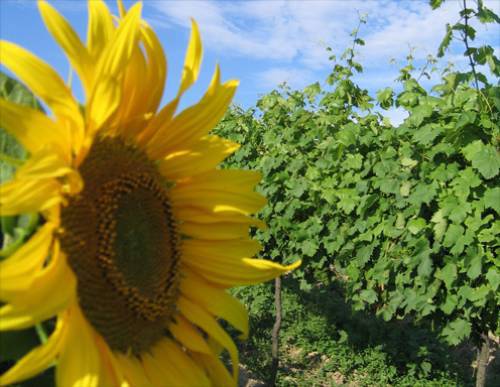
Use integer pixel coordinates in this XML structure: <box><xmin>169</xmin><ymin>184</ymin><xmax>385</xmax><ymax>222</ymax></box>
<box><xmin>462</xmin><ymin>140</ymin><xmax>500</xmax><ymax>179</ymax></box>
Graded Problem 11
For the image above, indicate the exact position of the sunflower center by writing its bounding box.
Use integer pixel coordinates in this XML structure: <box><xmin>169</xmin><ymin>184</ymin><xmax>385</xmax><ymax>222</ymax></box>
<box><xmin>114</xmin><ymin>186</ymin><xmax>172</xmax><ymax>298</ymax></box>
<box><xmin>59</xmin><ymin>137</ymin><xmax>180</xmax><ymax>354</ymax></box>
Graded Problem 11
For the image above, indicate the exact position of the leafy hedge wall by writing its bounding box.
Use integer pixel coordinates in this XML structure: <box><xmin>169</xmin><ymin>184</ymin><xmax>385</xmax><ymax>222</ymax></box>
<box><xmin>215</xmin><ymin>1</ymin><xmax>499</xmax><ymax>348</ymax></box>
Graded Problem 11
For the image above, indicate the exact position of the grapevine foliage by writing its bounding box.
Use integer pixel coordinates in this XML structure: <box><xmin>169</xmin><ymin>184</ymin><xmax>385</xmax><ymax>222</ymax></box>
<box><xmin>216</xmin><ymin>2</ymin><xmax>499</xmax><ymax>347</ymax></box>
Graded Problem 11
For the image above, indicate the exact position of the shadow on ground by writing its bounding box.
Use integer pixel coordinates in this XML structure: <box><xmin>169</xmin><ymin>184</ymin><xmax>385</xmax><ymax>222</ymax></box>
<box><xmin>236</xmin><ymin>279</ymin><xmax>499</xmax><ymax>386</ymax></box>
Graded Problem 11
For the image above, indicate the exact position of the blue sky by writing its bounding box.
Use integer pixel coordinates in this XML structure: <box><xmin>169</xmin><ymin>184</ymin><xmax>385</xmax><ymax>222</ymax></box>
<box><xmin>1</xmin><ymin>0</ymin><xmax>499</xmax><ymax>124</ymax></box>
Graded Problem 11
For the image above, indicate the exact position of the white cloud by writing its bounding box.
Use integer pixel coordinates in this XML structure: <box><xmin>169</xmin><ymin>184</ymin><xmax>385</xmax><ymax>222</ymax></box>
<box><xmin>148</xmin><ymin>0</ymin><xmax>499</xmax><ymax>95</ymax></box>
<box><xmin>150</xmin><ymin>0</ymin><xmax>497</xmax><ymax>65</ymax></box>
<box><xmin>148</xmin><ymin>0</ymin><xmax>370</xmax><ymax>65</ymax></box>
<box><xmin>360</xmin><ymin>2</ymin><xmax>457</xmax><ymax>62</ymax></box>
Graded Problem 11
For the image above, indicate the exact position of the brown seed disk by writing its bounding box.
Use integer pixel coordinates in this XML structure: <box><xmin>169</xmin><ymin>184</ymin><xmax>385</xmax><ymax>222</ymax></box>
<box><xmin>59</xmin><ymin>137</ymin><xmax>180</xmax><ymax>354</ymax></box>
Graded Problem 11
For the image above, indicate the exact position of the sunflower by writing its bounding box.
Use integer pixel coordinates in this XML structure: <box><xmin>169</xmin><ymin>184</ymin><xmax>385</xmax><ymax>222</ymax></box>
<box><xmin>0</xmin><ymin>1</ymin><xmax>299</xmax><ymax>385</ymax></box>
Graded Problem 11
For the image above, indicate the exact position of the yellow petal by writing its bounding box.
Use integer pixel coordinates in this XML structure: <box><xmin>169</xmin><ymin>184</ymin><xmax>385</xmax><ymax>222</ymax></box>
<box><xmin>117</xmin><ymin>0</ymin><xmax>126</xmax><ymax>18</ymax></box>
<box><xmin>56</xmin><ymin>305</ymin><xmax>100</xmax><ymax>387</ymax></box>
<box><xmin>135</xmin><ymin>97</ymin><xmax>180</xmax><ymax>147</ymax></box>
<box><xmin>174</xmin><ymin>207</ymin><xmax>266</xmax><ymax>228</ymax></box>
<box><xmin>140</xmin><ymin>23</ymin><xmax>167</xmax><ymax>115</ymax></box>
<box><xmin>158</xmin><ymin>135</ymin><xmax>240</xmax><ymax>181</ymax></box>
<box><xmin>115</xmin><ymin>354</ymin><xmax>152</xmax><ymax>387</ymax></box>
<box><xmin>94</xmin><ymin>333</ymin><xmax>127</xmax><ymax>387</ymax></box>
<box><xmin>112</xmin><ymin>44</ymin><xmax>148</xmax><ymax>138</ymax></box>
<box><xmin>0</xmin><ymin>99</ymin><xmax>71</xmax><ymax>160</ymax></box>
<box><xmin>181</xmin><ymin>268</ymin><xmax>249</xmax><ymax>338</ymax></box>
<box><xmin>178</xmin><ymin>19</ymin><xmax>202</xmax><ymax>97</ymax></box>
<box><xmin>135</xmin><ymin>28</ymin><xmax>207</xmax><ymax>148</ymax></box>
<box><xmin>86</xmin><ymin>76</ymin><xmax>121</xmax><ymax>134</ymax></box>
<box><xmin>169</xmin><ymin>314</ymin><xmax>211</xmax><ymax>354</ymax></box>
<box><xmin>141</xmin><ymin>352</ymin><xmax>181</xmax><ymax>386</ymax></box>
<box><xmin>38</xmin><ymin>0</ymin><xmax>92</xmax><ymax>95</ymax></box>
<box><xmin>151</xmin><ymin>339</ymin><xmax>210</xmax><ymax>386</ymax></box>
<box><xmin>86</xmin><ymin>2</ymin><xmax>142</xmax><ymax>132</ymax></box>
<box><xmin>184</xmin><ymin>239</ymin><xmax>262</xmax><ymax>259</ymax></box>
<box><xmin>0</xmin><ymin>251</ymin><xmax>76</xmax><ymax>330</ymax></box>
<box><xmin>175</xmin><ymin>169</ymin><xmax>262</xmax><ymax>192</ymax></box>
<box><xmin>0</xmin><ymin>223</ymin><xmax>55</xmax><ymax>301</ymax></box>
<box><xmin>0</xmin><ymin>314</ymin><xmax>67</xmax><ymax>386</ymax></box>
<box><xmin>147</xmin><ymin>66</ymin><xmax>238</xmax><ymax>159</ymax></box>
<box><xmin>87</xmin><ymin>0</ymin><xmax>114</xmax><ymax>60</ymax></box>
<box><xmin>182</xmin><ymin>255</ymin><xmax>301</xmax><ymax>288</ymax></box>
<box><xmin>178</xmin><ymin>296</ymin><xmax>239</xmax><ymax>383</ymax></box>
<box><xmin>95</xmin><ymin>2</ymin><xmax>142</xmax><ymax>80</ymax></box>
<box><xmin>179</xmin><ymin>221</ymin><xmax>250</xmax><ymax>240</ymax></box>
<box><xmin>117</xmin><ymin>21</ymin><xmax>168</xmax><ymax>141</ymax></box>
<box><xmin>191</xmin><ymin>352</ymin><xmax>233</xmax><ymax>387</ymax></box>
<box><xmin>206</xmin><ymin>335</ymin><xmax>224</xmax><ymax>356</ymax></box>
<box><xmin>173</xmin><ymin>191</ymin><xmax>266</xmax><ymax>216</ymax></box>
<box><xmin>0</xmin><ymin>177</ymin><xmax>62</xmax><ymax>216</ymax></box>
<box><xmin>15</xmin><ymin>146</ymin><xmax>74</xmax><ymax>181</ymax></box>
<box><xmin>110</xmin><ymin>20</ymin><xmax>169</xmax><ymax>140</ymax></box>
<box><xmin>0</xmin><ymin>146</ymin><xmax>78</xmax><ymax>216</ymax></box>
<box><xmin>0</xmin><ymin>40</ymin><xmax>83</xmax><ymax>142</ymax></box>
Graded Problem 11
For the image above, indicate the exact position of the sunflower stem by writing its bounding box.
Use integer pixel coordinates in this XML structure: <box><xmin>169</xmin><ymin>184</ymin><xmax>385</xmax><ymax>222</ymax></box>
<box><xmin>35</xmin><ymin>323</ymin><xmax>48</xmax><ymax>344</ymax></box>
<box><xmin>476</xmin><ymin>332</ymin><xmax>490</xmax><ymax>387</ymax></box>
<box><xmin>269</xmin><ymin>276</ymin><xmax>282</xmax><ymax>386</ymax></box>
